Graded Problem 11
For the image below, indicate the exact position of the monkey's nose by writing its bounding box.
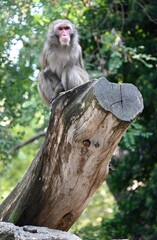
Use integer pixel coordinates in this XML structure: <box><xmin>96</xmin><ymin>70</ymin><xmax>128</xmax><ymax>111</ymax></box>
<box><xmin>62</xmin><ymin>30</ymin><xmax>67</xmax><ymax>36</ymax></box>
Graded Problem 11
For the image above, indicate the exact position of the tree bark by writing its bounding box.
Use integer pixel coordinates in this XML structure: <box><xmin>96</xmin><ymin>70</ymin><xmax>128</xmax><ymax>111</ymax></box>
<box><xmin>0</xmin><ymin>77</ymin><xmax>143</xmax><ymax>231</ymax></box>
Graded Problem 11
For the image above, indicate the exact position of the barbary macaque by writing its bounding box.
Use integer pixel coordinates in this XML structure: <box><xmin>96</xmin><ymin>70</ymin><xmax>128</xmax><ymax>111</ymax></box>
<box><xmin>38</xmin><ymin>19</ymin><xmax>89</xmax><ymax>106</ymax></box>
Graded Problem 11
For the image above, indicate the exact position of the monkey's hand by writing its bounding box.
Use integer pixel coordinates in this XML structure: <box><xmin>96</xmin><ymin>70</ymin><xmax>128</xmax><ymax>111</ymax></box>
<box><xmin>50</xmin><ymin>97</ymin><xmax>56</xmax><ymax>104</ymax></box>
<box><xmin>50</xmin><ymin>93</ymin><xmax>63</xmax><ymax>103</ymax></box>
<box><xmin>50</xmin><ymin>90</ymin><xmax>65</xmax><ymax>105</ymax></box>
<box><xmin>59</xmin><ymin>91</ymin><xmax>65</xmax><ymax>96</ymax></box>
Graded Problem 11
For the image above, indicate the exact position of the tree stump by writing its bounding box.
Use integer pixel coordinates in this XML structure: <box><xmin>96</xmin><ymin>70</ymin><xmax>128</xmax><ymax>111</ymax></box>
<box><xmin>0</xmin><ymin>77</ymin><xmax>144</xmax><ymax>231</ymax></box>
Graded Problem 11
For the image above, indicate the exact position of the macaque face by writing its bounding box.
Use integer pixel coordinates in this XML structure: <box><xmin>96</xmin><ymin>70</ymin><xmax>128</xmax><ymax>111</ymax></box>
<box><xmin>55</xmin><ymin>24</ymin><xmax>73</xmax><ymax>46</ymax></box>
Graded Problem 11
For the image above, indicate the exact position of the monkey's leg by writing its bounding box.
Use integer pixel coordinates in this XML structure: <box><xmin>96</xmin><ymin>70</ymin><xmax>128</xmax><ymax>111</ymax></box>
<box><xmin>61</xmin><ymin>66</ymin><xmax>89</xmax><ymax>91</ymax></box>
<box><xmin>38</xmin><ymin>69</ymin><xmax>64</xmax><ymax>106</ymax></box>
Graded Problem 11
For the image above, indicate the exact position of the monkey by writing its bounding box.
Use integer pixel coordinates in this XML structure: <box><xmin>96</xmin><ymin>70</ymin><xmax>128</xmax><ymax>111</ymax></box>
<box><xmin>38</xmin><ymin>19</ymin><xmax>89</xmax><ymax>106</ymax></box>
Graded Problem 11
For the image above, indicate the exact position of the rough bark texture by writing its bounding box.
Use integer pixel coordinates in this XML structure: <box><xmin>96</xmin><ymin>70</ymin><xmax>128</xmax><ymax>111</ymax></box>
<box><xmin>0</xmin><ymin>222</ymin><xmax>82</xmax><ymax>240</ymax></box>
<box><xmin>0</xmin><ymin>77</ymin><xmax>144</xmax><ymax>231</ymax></box>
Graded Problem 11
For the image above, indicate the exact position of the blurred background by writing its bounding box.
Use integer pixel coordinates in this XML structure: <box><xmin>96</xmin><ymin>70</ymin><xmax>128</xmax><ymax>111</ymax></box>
<box><xmin>0</xmin><ymin>0</ymin><xmax>157</xmax><ymax>239</ymax></box>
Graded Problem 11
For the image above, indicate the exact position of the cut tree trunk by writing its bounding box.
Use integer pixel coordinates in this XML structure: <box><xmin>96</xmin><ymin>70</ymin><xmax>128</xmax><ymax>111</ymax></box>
<box><xmin>0</xmin><ymin>77</ymin><xmax>143</xmax><ymax>231</ymax></box>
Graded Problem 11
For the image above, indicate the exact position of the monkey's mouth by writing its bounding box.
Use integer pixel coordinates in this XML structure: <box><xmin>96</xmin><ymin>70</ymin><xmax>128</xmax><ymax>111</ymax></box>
<box><xmin>60</xmin><ymin>36</ymin><xmax>70</xmax><ymax>46</ymax></box>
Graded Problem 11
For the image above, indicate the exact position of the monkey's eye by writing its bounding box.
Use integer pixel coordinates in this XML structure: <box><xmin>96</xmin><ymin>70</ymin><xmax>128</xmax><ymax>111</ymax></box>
<box><xmin>64</xmin><ymin>26</ymin><xmax>70</xmax><ymax>30</ymax></box>
<box><xmin>58</xmin><ymin>26</ymin><xmax>63</xmax><ymax>31</ymax></box>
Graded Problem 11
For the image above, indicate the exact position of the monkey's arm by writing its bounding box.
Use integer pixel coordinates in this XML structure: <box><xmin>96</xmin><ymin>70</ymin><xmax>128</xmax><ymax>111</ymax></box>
<box><xmin>40</xmin><ymin>51</ymin><xmax>48</xmax><ymax>69</ymax></box>
<box><xmin>78</xmin><ymin>46</ymin><xmax>86</xmax><ymax>69</ymax></box>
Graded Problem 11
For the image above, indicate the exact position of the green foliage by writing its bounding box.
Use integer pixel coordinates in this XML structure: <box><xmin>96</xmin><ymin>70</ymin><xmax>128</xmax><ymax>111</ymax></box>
<box><xmin>1</xmin><ymin>0</ymin><xmax>157</xmax><ymax>239</ymax></box>
<box><xmin>121</xmin><ymin>122</ymin><xmax>152</xmax><ymax>152</ymax></box>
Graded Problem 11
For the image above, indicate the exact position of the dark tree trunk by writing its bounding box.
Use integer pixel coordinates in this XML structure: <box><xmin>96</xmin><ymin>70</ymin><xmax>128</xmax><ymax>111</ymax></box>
<box><xmin>0</xmin><ymin>77</ymin><xmax>143</xmax><ymax>231</ymax></box>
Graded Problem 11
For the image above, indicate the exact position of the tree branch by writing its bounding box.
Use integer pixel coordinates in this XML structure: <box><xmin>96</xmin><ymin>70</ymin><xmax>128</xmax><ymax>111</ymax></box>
<box><xmin>10</xmin><ymin>131</ymin><xmax>46</xmax><ymax>153</ymax></box>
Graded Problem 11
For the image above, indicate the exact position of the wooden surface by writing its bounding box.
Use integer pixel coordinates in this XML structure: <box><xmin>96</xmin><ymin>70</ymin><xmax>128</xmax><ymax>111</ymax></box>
<box><xmin>0</xmin><ymin>77</ymin><xmax>144</xmax><ymax>231</ymax></box>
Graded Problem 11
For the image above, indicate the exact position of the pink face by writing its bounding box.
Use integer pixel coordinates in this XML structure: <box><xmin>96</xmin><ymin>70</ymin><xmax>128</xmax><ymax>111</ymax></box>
<box><xmin>55</xmin><ymin>25</ymin><xmax>72</xmax><ymax>46</ymax></box>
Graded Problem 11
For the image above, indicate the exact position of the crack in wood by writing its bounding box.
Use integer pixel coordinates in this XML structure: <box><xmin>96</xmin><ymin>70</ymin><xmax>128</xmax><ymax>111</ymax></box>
<box><xmin>110</xmin><ymin>84</ymin><xmax>124</xmax><ymax>108</ymax></box>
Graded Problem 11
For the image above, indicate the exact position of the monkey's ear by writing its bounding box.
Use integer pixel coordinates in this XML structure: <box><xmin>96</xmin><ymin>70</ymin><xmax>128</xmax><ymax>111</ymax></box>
<box><xmin>49</xmin><ymin>23</ymin><xmax>54</xmax><ymax>32</ymax></box>
<box><xmin>77</xmin><ymin>46</ymin><xmax>85</xmax><ymax>68</ymax></box>
<box><xmin>48</xmin><ymin>23</ymin><xmax>58</xmax><ymax>38</ymax></box>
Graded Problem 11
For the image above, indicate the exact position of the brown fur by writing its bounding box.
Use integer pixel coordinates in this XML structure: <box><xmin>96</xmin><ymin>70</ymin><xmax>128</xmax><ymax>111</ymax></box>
<box><xmin>38</xmin><ymin>19</ymin><xmax>89</xmax><ymax>106</ymax></box>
